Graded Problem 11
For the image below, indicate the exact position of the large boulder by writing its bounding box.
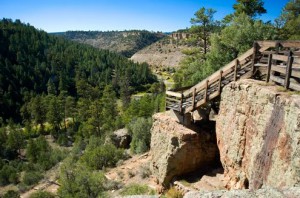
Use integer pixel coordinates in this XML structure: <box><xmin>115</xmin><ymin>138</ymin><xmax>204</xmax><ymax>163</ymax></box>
<box><xmin>110</xmin><ymin>128</ymin><xmax>131</xmax><ymax>149</ymax></box>
<box><xmin>217</xmin><ymin>79</ymin><xmax>300</xmax><ymax>190</ymax></box>
<box><xmin>150</xmin><ymin>112</ymin><xmax>218</xmax><ymax>187</ymax></box>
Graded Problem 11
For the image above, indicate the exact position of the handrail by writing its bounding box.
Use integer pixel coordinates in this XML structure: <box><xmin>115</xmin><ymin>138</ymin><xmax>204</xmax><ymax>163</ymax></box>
<box><xmin>166</xmin><ymin>40</ymin><xmax>300</xmax><ymax>114</ymax></box>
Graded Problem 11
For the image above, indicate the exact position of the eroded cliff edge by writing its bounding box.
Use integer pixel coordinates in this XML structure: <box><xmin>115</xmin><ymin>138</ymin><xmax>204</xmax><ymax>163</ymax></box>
<box><xmin>217</xmin><ymin>79</ymin><xmax>300</xmax><ymax>190</ymax></box>
<box><xmin>150</xmin><ymin>112</ymin><xmax>218</xmax><ymax>187</ymax></box>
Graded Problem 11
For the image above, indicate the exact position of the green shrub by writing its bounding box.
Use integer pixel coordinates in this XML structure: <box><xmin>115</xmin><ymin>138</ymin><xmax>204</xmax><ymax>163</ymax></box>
<box><xmin>81</xmin><ymin>144</ymin><xmax>124</xmax><ymax>170</ymax></box>
<box><xmin>165</xmin><ymin>187</ymin><xmax>183</xmax><ymax>198</ymax></box>
<box><xmin>120</xmin><ymin>183</ymin><xmax>155</xmax><ymax>196</ymax></box>
<box><xmin>29</xmin><ymin>190</ymin><xmax>55</xmax><ymax>198</ymax></box>
<box><xmin>0</xmin><ymin>165</ymin><xmax>19</xmax><ymax>185</ymax></box>
<box><xmin>3</xmin><ymin>190</ymin><xmax>20</xmax><ymax>198</ymax></box>
<box><xmin>128</xmin><ymin>117</ymin><xmax>152</xmax><ymax>154</ymax></box>
<box><xmin>22</xmin><ymin>171</ymin><xmax>43</xmax><ymax>186</ymax></box>
<box><xmin>58</xmin><ymin>163</ymin><xmax>106</xmax><ymax>198</ymax></box>
<box><xmin>57</xmin><ymin>134</ymin><xmax>69</xmax><ymax>146</ymax></box>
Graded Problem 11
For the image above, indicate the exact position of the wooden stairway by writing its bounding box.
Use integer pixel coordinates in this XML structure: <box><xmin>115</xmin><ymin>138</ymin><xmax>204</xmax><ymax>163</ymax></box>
<box><xmin>166</xmin><ymin>41</ymin><xmax>300</xmax><ymax>114</ymax></box>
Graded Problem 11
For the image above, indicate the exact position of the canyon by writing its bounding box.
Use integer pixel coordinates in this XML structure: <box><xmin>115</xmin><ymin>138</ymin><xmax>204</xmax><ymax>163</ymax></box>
<box><xmin>149</xmin><ymin>79</ymin><xmax>300</xmax><ymax>196</ymax></box>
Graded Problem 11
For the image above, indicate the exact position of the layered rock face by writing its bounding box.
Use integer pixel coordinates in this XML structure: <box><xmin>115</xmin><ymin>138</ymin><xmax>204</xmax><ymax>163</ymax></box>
<box><xmin>217</xmin><ymin>79</ymin><xmax>300</xmax><ymax>190</ymax></box>
<box><xmin>184</xmin><ymin>187</ymin><xmax>300</xmax><ymax>198</ymax></box>
<box><xmin>150</xmin><ymin>112</ymin><xmax>218</xmax><ymax>187</ymax></box>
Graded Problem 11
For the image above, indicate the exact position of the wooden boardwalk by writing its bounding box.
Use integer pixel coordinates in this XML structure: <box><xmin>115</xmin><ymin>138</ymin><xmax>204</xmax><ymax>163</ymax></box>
<box><xmin>166</xmin><ymin>41</ymin><xmax>300</xmax><ymax>114</ymax></box>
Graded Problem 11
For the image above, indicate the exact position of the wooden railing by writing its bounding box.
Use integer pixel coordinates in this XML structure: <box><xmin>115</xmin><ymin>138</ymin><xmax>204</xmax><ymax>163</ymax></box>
<box><xmin>166</xmin><ymin>41</ymin><xmax>300</xmax><ymax>114</ymax></box>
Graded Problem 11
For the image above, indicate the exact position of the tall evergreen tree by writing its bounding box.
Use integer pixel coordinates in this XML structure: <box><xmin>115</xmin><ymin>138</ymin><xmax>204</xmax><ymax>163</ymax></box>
<box><xmin>277</xmin><ymin>0</ymin><xmax>300</xmax><ymax>39</ymax></box>
<box><xmin>190</xmin><ymin>7</ymin><xmax>216</xmax><ymax>55</ymax></box>
<box><xmin>233</xmin><ymin>0</ymin><xmax>266</xmax><ymax>18</ymax></box>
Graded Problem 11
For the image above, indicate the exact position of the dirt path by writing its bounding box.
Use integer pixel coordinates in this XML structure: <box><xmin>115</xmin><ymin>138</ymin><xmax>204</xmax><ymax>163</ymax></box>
<box><xmin>105</xmin><ymin>152</ymin><xmax>161</xmax><ymax>197</ymax></box>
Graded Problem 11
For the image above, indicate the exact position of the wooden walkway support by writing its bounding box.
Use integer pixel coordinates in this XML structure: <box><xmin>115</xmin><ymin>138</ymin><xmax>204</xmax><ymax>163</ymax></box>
<box><xmin>166</xmin><ymin>40</ymin><xmax>300</xmax><ymax>114</ymax></box>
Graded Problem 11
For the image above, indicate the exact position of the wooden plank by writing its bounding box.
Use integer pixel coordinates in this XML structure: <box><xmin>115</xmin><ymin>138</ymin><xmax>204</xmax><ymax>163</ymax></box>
<box><xmin>280</xmin><ymin>41</ymin><xmax>300</xmax><ymax>48</ymax></box>
<box><xmin>208</xmin><ymin>91</ymin><xmax>220</xmax><ymax>100</ymax></box>
<box><xmin>271</xmin><ymin>66</ymin><xmax>286</xmax><ymax>74</ymax></box>
<box><xmin>166</xmin><ymin>91</ymin><xmax>182</xmax><ymax>98</ymax></box>
<box><xmin>257</xmin><ymin>41</ymin><xmax>277</xmax><ymax>48</ymax></box>
<box><xmin>251</xmin><ymin>42</ymin><xmax>259</xmax><ymax>75</ymax></box>
<box><xmin>237</xmin><ymin>48</ymin><xmax>254</xmax><ymax>62</ymax></box>
<box><xmin>255</xmin><ymin>63</ymin><xmax>268</xmax><ymax>67</ymax></box>
<box><xmin>266</xmin><ymin>54</ymin><xmax>273</xmax><ymax>83</ymax></box>
<box><xmin>270</xmin><ymin>75</ymin><xmax>285</xmax><ymax>85</ymax></box>
<box><xmin>192</xmin><ymin>88</ymin><xmax>196</xmax><ymax>110</ymax></box>
<box><xmin>289</xmin><ymin>81</ymin><xmax>300</xmax><ymax>91</ymax></box>
<box><xmin>294</xmin><ymin>57</ymin><xmax>300</xmax><ymax>64</ymax></box>
<box><xmin>166</xmin><ymin>97</ymin><xmax>181</xmax><ymax>103</ymax></box>
<box><xmin>180</xmin><ymin>93</ymin><xmax>183</xmax><ymax>113</ymax></box>
<box><xmin>272</xmin><ymin>54</ymin><xmax>289</xmax><ymax>62</ymax></box>
<box><xmin>204</xmin><ymin>80</ymin><xmax>208</xmax><ymax>103</ymax></box>
<box><xmin>234</xmin><ymin>59</ymin><xmax>238</xmax><ymax>81</ymax></box>
<box><xmin>285</xmin><ymin>54</ymin><xmax>293</xmax><ymax>89</ymax></box>
<box><xmin>218</xmin><ymin>70</ymin><xmax>223</xmax><ymax>94</ymax></box>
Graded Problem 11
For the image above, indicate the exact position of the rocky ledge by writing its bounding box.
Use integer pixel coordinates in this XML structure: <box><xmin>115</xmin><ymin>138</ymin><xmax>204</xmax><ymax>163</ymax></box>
<box><xmin>184</xmin><ymin>187</ymin><xmax>300</xmax><ymax>198</ymax></box>
<box><xmin>217</xmin><ymin>79</ymin><xmax>300</xmax><ymax>190</ymax></box>
<box><xmin>150</xmin><ymin>112</ymin><xmax>218</xmax><ymax>187</ymax></box>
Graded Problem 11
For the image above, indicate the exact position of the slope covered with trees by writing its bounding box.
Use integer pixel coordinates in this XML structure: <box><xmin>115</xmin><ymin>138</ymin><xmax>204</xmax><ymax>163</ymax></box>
<box><xmin>0</xmin><ymin>19</ymin><xmax>165</xmax><ymax>197</ymax></box>
<box><xmin>54</xmin><ymin>30</ymin><xmax>165</xmax><ymax>57</ymax></box>
<box><xmin>0</xmin><ymin>19</ymin><xmax>156</xmax><ymax>122</ymax></box>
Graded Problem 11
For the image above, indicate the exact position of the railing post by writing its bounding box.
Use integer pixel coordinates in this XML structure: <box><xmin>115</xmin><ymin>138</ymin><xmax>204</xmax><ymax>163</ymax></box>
<box><xmin>180</xmin><ymin>93</ymin><xmax>184</xmax><ymax>114</ymax></box>
<box><xmin>192</xmin><ymin>88</ymin><xmax>196</xmax><ymax>110</ymax></box>
<box><xmin>234</xmin><ymin>59</ymin><xmax>239</xmax><ymax>81</ymax></box>
<box><xmin>218</xmin><ymin>70</ymin><xmax>223</xmax><ymax>95</ymax></box>
<box><xmin>285</xmin><ymin>51</ymin><xmax>293</xmax><ymax>89</ymax></box>
<box><xmin>266</xmin><ymin>54</ymin><xmax>273</xmax><ymax>83</ymax></box>
<box><xmin>204</xmin><ymin>80</ymin><xmax>208</xmax><ymax>103</ymax></box>
<box><xmin>251</xmin><ymin>42</ymin><xmax>259</xmax><ymax>76</ymax></box>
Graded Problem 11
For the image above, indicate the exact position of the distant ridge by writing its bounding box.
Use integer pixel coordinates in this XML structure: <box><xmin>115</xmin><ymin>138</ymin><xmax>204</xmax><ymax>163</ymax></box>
<box><xmin>53</xmin><ymin>30</ymin><xmax>165</xmax><ymax>57</ymax></box>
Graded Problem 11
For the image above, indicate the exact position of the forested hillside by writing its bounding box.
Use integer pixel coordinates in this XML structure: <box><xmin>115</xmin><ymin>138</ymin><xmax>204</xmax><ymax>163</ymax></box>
<box><xmin>54</xmin><ymin>30</ymin><xmax>165</xmax><ymax>57</ymax></box>
<box><xmin>0</xmin><ymin>19</ymin><xmax>156</xmax><ymax>122</ymax></box>
<box><xmin>0</xmin><ymin>19</ymin><xmax>166</xmax><ymax>197</ymax></box>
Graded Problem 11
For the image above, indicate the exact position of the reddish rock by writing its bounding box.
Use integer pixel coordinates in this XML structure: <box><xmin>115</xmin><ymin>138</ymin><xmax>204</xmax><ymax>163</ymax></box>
<box><xmin>150</xmin><ymin>112</ymin><xmax>218</xmax><ymax>187</ymax></box>
<box><xmin>217</xmin><ymin>79</ymin><xmax>300</xmax><ymax>190</ymax></box>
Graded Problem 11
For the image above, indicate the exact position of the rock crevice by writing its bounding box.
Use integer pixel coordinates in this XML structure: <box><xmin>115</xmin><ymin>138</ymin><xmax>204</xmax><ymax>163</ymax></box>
<box><xmin>217</xmin><ymin>79</ymin><xmax>300</xmax><ymax>190</ymax></box>
<box><xmin>150</xmin><ymin>112</ymin><xmax>218</xmax><ymax>187</ymax></box>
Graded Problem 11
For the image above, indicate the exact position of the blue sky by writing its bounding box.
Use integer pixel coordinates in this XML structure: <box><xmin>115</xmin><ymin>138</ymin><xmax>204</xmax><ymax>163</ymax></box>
<box><xmin>0</xmin><ymin>0</ymin><xmax>290</xmax><ymax>33</ymax></box>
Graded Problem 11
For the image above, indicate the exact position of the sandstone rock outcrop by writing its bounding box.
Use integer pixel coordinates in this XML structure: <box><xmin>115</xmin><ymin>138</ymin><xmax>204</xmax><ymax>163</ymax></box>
<box><xmin>184</xmin><ymin>187</ymin><xmax>300</xmax><ymax>198</ymax></box>
<box><xmin>110</xmin><ymin>128</ymin><xmax>131</xmax><ymax>149</ymax></box>
<box><xmin>217</xmin><ymin>79</ymin><xmax>300</xmax><ymax>190</ymax></box>
<box><xmin>150</xmin><ymin>112</ymin><xmax>218</xmax><ymax>187</ymax></box>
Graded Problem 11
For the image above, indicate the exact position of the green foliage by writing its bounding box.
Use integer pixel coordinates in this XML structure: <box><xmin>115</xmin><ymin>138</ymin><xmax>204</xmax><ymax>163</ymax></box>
<box><xmin>29</xmin><ymin>191</ymin><xmax>55</xmax><ymax>198</ymax></box>
<box><xmin>61</xmin><ymin>30</ymin><xmax>165</xmax><ymax>58</ymax></box>
<box><xmin>120</xmin><ymin>183</ymin><xmax>155</xmax><ymax>196</ymax></box>
<box><xmin>190</xmin><ymin>7</ymin><xmax>217</xmax><ymax>54</ymax></box>
<box><xmin>46</xmin><ymin>95</ymin><xmax>63</xmax><ymax>137</ymax></box>
<box><xmin>101</xmin><ymin>85</ymin><xmax>118</xmax><ymax>132</ymax></box>
<box><xmin>0</xmin><ymin>164</ymin><xmax>18</xmax><ymax>185</ymax></box>
<box><xmin>22</xmin><ymin>171</ymin><xmax>43</xmax><ymax>186</ymax></box>
<box><xmin>276</xmin><ymin>0</ymin><xmax>300</xmax><ymax>39</ymax></box>
<box><xmin>6</xmin><ymin>125</ymin><xmax>25</xmax><ymax>156</ymax></box>
<box><xmin>174</xmin><ymin>13</ymin><xmax>275</xmax><ymax>87</ymax></box>
<box><xmin>58</xmin><ymin>161</ymin><xmax>106</xmax><ymax>198</ymax></box>
<box><xmin>81</xmin><ymin>143</ymin><xmax>124</xmax><ymax>170</ymax></box>
<box><xmin>3</xmin><ymin>190</ymin><xmax>20</xmax><ymax>198</ymax></box>
<box><xmin>26</xmin><ymin>136</ymin><xmax>67</xmax><ymax>171</ymax></box>
<box><xmin>123</xmin><ymin>93</ymin><xmax>164</xmax><ymax>125</ymax></box>
<box><xmin>233</xmin><ymin>0</ymin><xmax>266</xmax><ymax>18</ymax></box>
<box><xmin>128</xmin><ymin>117</ymin><xmax>152</xmax><ymax>154</ymax></box>
<box><xmin>165</xmin><ymin>187</ymin><xmax>184</xmax><ymax>198</ymax></box>
<box><xmin>0</xmin><ymin>19</ymin><xmax>156</xmax><ymax>122</ymax></box>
